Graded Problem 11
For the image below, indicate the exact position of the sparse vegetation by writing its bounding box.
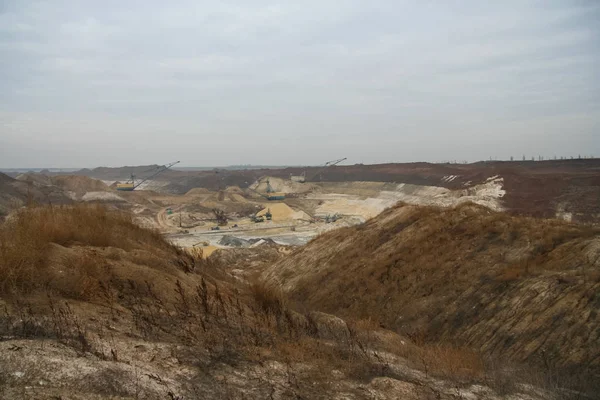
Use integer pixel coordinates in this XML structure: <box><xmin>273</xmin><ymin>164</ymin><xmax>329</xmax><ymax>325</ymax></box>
<box><xmin>0</xmin><ymin>203</ymin><xmax>597</xmax><ymax>398</ymax></box>
<box><xmin>0</xmin><ymin>204</ymin><xmax>187</xmax><ymax>296</ymax></box>
<box><xmin>263</xmin><ymin>202</ymin><xmax>600</xmax><ymax>396</ymax></box>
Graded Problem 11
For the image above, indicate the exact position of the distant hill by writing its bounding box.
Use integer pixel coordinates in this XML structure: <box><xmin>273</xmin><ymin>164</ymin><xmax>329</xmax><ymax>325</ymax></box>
<box><xmin>0</xmin><ymin>172</ymin><xmax>73</xmax><ymax>216</ymax></box>
<box><xmin>11</xmin><ymin>159</ymin><xmax>599</xmax><ymax>223</ymax></box>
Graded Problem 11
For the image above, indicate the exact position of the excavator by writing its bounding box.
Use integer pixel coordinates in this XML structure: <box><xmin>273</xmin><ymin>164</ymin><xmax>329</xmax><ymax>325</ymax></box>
<box><xmin>116</xmin><ymin>161</ymin><xmax>180</xmax><ymax>191</ymax></box>
<box><xmin>247</xmin><ymin>178</ymin><xmax>286</xmax><ymax>201</ymax></box>
<box><xmin>307</xmin><ymin>158</ymin><xmax>347</xmax><ymax>182</ymax></box>
<box><xmin>251</xmin><ymin>208</ymin><xmax>272</xmax><ymax>223</ymax></box>
<box><xmin>287</xmin><ymin>158</ymin><xmax>347</xmax><ymax>183</ymax></box>
<box><xmin>212</xmin><ymin>209</ymin><xmax>228</xmax><ymax>226</ymax></box>
<box><xmin>290</xmin><ymin>158</ymin><xmax>347</xmax><ymax>183</ymax></box>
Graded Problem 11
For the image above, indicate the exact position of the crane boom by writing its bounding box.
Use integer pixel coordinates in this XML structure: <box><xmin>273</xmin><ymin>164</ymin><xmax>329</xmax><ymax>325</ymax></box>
<box><xmin>247</xmin><ymin>186</ymin><xmax>270</xmax><ymax>200</ymax></box>
<box><xmin>325</xmin><ymin>158</ymin><xmax>347</xmax><ymax>167</ymax></box>
<box><xmin>116</xmin><ymin>161</ymin><xmax>180</xmax><ymax>191</ymax></box>
<box><xmin>133</xmin><ymin>161</ymin><xmax>180</xmax><ymax>189</ymax></box>
<box><xmin>307</xmin><ymin>157</ymin><xmax>347</xmax><ymax>182</ymax></box>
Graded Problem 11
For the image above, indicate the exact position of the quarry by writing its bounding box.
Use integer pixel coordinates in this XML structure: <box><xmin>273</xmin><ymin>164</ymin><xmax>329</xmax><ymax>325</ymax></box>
<box><xmin>0</xmin><ymin>159</ymin><xmax>599</xmax><ymax>399</ymax></box>
<box><xmin>4</xmin><ymin>0</ymin><xmax>600</xmax><ymax>396</ymax></box>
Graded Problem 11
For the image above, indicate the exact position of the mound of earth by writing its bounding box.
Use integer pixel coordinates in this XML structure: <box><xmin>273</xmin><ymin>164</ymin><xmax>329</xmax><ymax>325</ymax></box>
<box><xmin>249</xmin><ymin>238</ymin><xmax>278</xmax><ymax>247</ymax></box>
<box><xmin>66</xmin><ymin>164</ymin><xmax>171</xmax><ymax>180</ymax></box>
<box><xmin>81</xmin><ymin>191</ymin><xmax>126</xmax><ymax>202</ymax></box>
<box><xmin>0</xmin><ymin>172</ymin><xmax>72</xmax><ymax>216</ymax></box>
<box><xmin>310</xmin><ymin>176</ymin><xmax>506</xmax><ymax>222</ymax></box>
<box><xmin>250</xmin><ymin>176</ymin><xmax>320</xmax><ymax>194</ymax></box>
<box><xmin>262</xmin><ymin>202</ymin><xmax>600</xmax><ymax>382</ymax></box>
<box><xmin>15</xmin><ymin>172</ymin><xmax>53</xmax><ymax>186</ymax></box>
<box><xmin>50</xmin><ymin>175</ymin><xmax>111</xmax><ymax>195</ymax></box>
<box><xmin>224</xmin><ymin>185</ymin><xmax>245</xmax><ymax>194</ymax></box>
<box><xmin>185</xmin><ymin>187</ymin><xmax>212</xmax><ymax>196</ymax></box>
<box><xmin>184</xmin><ymin>188</ymin><xmax>248</xmax><ymax>205</ymax></box>
<box><xmin>257</xmin><ymin>203</ymin><xmax>310</xmax><ymax>221</ymax></box>
<box><xmin>227</xmin><ymin>192</ymin><xmax>247</xmax><ymax>202</ymax></box>
<box><xmin>0</xmin><ymin>172</ymin><xmax>13</xmax><ymax>184</ymax></box>
<box><xmin>219</xmin><ymin>235</ymin><xmax>250</xmax><ymax>247</ymax></box>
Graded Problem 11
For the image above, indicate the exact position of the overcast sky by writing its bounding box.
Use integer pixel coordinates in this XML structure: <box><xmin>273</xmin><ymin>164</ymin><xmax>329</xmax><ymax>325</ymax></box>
<box><xmin>1</xmin><ymin>0</ymin><xmax>599</xmax><ymax>167</ymax></box>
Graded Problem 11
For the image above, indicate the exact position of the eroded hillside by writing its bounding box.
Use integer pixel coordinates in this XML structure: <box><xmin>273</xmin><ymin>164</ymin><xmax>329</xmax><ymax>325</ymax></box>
<box><xmin>0</xmin><ymin>172</ymin><xmax>73</xmax><ymax>218</ymax></box>
<box><xmin>262</xmin><ymin>203</ymin><xmax>600</xmax><ymax>384</ymax></box>
<box><xmin>0</xmin><ymin>204</ymin><xmax>571</xmax><ymax>399</ymax></box>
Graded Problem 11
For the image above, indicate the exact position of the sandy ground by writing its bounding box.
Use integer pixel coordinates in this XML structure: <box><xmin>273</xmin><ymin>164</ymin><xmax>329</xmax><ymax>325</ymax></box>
<box><xmin>309</xmin><ymin>176</ymin><xmax>505</xmax><ymax>222</ymax></box>
<box><xmin>250</xmin><ymin>176</ymin><xmax>320</xmax><ymax>194</ymax></box>
<box><xmin>166</xmin><ymin>221</ymin><xmax>322</xmax><ymax>248</ymax></box>
<box><xmin>81</xmin><ymin>192</ymin><xmax>126</xmax><ymax>202</ymax></box>
<box><xmin>154</xmin><ymin>178</ymin><xmax>506</xmax><ymax>252</ymax></box>
<box><xmin>256</xmin><ymin>202</ymin><xmax>311</xmax><ymax>221</ymax></box>
<box><xmin>87</xmin><ymin>176</ymin><xmax>507</xmax><ymax>253</ymax></box>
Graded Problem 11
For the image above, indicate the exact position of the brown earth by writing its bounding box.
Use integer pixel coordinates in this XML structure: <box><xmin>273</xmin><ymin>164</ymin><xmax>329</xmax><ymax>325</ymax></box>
<box><xmin>0</xmin><ymin>204</ymin><xmax>569</xmax><ymax>399</ymax></box>
<box><xmin>262</xmin><ymin>202</ymin><xmax>600</xmax><ymax>385</ymax></box>
<box><xmin>49</xmin><ymin>175</ymin><xmax>111</xmax><ymax>196</ymax></box>
<box><xmin>15</xmin><ymin>173</ymin><xmax>112</xmax><ymax>195</ymax></box>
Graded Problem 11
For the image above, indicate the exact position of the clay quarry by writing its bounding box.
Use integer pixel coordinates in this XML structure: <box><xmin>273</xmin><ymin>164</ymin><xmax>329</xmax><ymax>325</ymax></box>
<box><xmin>0</xmin><ymin>160</ymin><xmax>600</xmax><ymax>399</ymax></box>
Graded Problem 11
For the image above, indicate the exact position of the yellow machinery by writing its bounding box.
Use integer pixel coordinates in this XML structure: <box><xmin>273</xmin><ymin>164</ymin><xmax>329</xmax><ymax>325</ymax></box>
<box><xmin>265</xmin><ymin>179</ymin><xmax>285</xmax><ymax>200</ymax></box>
<box><xmin>116</xmin><ymin>182</ymin><xmax>135</xmax><ymax>191</ymax></box>
<box><xmin>116</xmin><ymin>161</ymin><xmax>180</xmax><ymax>191</ymax></box>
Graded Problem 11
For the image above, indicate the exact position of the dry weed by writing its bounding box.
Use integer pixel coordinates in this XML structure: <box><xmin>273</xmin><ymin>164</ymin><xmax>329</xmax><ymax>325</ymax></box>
<box><xmin>0</xmin><ymin>204</ymin><xmax>183</xmax><ymax>296</ymax></box>
<box><xmin>250</xmin><ymin>282</ymin><xmax>286</xmax><ymax>316</ymax></box>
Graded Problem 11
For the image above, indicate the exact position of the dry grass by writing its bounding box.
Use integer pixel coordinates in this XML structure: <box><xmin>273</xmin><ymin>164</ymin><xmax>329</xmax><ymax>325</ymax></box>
<box><xmin>250</xmin><ymin>282</ymin><xmax>286</xmax><ymax>316</ymax></box>
<box><xmin>417</xmin><ymin>343</ymin><xmax>485</xmax><ymax>381</ymax></box>
<box><xmin>0</xmin><ymin>203</ymin><xmax>595</xmax><ymax>398</ymax></box>
<box><xmin>263</xmin><ymin>202</ymin><xmax>600</xmax><ymax>389</ymax></box>
<box><xmin>0</xmin><ymin>204</ymin><xmax>182</xmax><ymax>296</ymax></box>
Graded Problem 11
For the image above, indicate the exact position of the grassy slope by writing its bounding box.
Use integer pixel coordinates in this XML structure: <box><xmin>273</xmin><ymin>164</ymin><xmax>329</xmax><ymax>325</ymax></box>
<box><xmin>262</xmin><ymin>203</ymin><xmax>600</xmax><ymax>376</ymax></box>
<box><xmin>0</xmin><ymin>204</ymin><xmax>190</xmax><ymax>297</ymax></box>
<box><xmin>2</xmin><ymin>204</ymin><xmax>544</xmax><ymax>399</ymax></box>
<box><xmin>0</xmin><ymin>204</ymin><xmax>590</xmax><ymax>398</ymax></box>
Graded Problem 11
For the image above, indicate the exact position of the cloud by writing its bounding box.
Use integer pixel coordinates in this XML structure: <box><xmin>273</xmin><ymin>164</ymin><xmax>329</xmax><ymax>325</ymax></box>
<box><xmin>0</xmin><ymin>0</ymin><xmax>599</xmax><ymax>167</ymax></box>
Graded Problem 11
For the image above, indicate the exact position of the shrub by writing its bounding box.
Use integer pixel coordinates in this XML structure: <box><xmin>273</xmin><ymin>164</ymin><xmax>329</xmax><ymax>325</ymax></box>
<box><xmin>250</xmin><ymin>282</ymin><xmax>286</xmax><ymax>316</ymax></box>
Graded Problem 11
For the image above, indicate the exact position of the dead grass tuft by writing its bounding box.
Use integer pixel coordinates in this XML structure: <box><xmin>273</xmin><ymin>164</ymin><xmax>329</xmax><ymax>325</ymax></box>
<box><xmin>250</xmin><ymin>282</ymin><xmax>286</xmax><ymax>316</ymax></box>
<box><xmin>0</xmin><ymin>204</ymin><xmax>182</xmax><ymax>296</ymax></box>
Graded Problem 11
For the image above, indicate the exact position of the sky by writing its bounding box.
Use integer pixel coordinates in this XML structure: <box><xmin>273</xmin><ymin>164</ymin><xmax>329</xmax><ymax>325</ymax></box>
<box><xmin>1</xmin><ymin>0</ymin><xmax>599</xmax><ymax>168</ymax></box>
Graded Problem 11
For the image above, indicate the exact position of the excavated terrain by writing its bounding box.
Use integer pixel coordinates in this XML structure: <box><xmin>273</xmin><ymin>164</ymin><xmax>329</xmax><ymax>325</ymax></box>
<box><xmin>0</xmin><ymin>204</ymin><xmax>577</xmax><ymax>399</ymax></box>
<box><xmin>262</xmin><ymin>203</ymin><xmax>600</xmax><ymax>388</ymax></box>
<box><xmin>2</xmin><ymin>163</ymin><xmax>599</xmax><ymax>398</ymax></box>
<box><xmin>49</xmin><ymin>159</ymin><xmax>600</xmax><ymax>224</ymax></box>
